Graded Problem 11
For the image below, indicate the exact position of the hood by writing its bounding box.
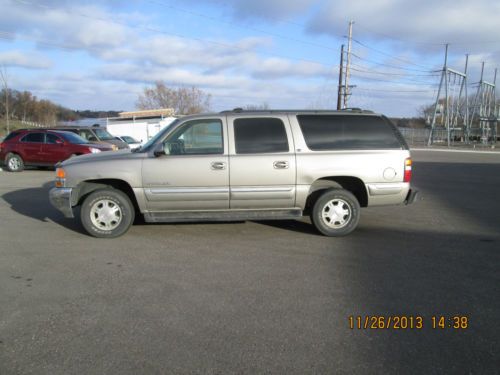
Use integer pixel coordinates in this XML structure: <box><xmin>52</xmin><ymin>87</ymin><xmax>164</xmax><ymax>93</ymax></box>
<box><xmin>87</xmin><ymin>143</ymin><xmax>113</xmax><ymax>151</ymax></box>
<box><xmin>103</xmin><ymin>138</ymin><xmax>130</xmax><ymax>149</ymax></box>
<box><xmin>61</xmin><ymin>149</ymin><xmax>141</xmax><ymax>166</ymax></box>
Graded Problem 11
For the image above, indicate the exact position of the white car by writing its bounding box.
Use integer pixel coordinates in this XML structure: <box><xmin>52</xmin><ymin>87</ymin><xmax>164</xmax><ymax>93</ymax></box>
<box><xmin>115</xmin><ymin>135</ymin><xmax>142</xmax><ymax>150</ymax></box>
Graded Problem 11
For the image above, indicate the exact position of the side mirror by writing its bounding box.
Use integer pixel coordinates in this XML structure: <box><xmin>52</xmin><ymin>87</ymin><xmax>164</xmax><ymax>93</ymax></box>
<box><xmin>153</xmin><ymin>143</ymin><xmax>166</xmax><ymax>157</ymax></box>
<box><xmin>88</xmin><ymin>136</ymin><xmax>98</xmax><ymax>142</ymax></box>
<box><xmin>55</xmin><ymin>139</ymin><xmax>64</xmax><ymax>145</ymax></box>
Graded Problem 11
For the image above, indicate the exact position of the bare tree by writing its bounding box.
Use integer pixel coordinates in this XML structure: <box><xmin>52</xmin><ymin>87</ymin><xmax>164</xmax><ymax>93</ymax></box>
<box><xmin>0</xmin><ymin>64</ymin><xmax>9</xmax><ymax>134</ymax></box>
<box><xmin>136</xmin><ymin>81</ymin><xmax>211</xmax><ymax>115</ymax></box>
<box><xmin>244</xmin><ymin>102</ymin><xmax>270</xmax><ymax>110</ymax></box>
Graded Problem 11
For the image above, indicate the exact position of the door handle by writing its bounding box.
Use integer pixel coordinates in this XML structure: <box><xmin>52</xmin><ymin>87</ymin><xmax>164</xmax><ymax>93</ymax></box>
<box><xmin>273</xmin><ymin>161</ymin><xmax>289</xmax><ymax>169</ymax></box>
<box><xmin>211</xmin><ymin>161</ymin><xmax>226</xmax><ymax>170</ymax></box>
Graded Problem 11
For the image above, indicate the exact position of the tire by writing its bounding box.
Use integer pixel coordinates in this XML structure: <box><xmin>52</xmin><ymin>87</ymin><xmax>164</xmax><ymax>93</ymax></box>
<box><xmin>5</xmin><ymin>153</ymin><xmax>24</xmax><ymax>172</ymax></box>
<box><xmin>311</xmin><ymin>189</ymin><xmax>360</xmax><ymax>236</ymax></box>
<box><xmin>80</xmin><ymin>188</ymin><xmax>135</xmax><ymax>238</ymax></box>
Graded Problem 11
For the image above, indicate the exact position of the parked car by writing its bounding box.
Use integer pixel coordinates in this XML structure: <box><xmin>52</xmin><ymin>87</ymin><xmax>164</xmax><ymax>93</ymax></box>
<box><xmin>115</xmin><ymin>135</ymin><xmax>142</xmax><ymax>150</ymax></box>
<box><xmin>47</xmin><ymin>126</ymin><xmax>129</xmax><ymax>150</ymax></box>
<box><xmin>49</xmin><ymin>109</ymin><xmax>418</xmax><ymax>238</ymax></box>
<box><xmin>1</xmin><ymin>129</ymin><xmax>114</xmax><ymax>172</ymax></box>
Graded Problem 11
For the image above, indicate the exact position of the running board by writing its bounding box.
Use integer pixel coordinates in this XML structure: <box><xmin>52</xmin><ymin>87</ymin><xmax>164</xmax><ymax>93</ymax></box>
<box><xmin>143</xmin><ymin>208</ymin><xmax>303</xmax><ymax>223</ymax></box>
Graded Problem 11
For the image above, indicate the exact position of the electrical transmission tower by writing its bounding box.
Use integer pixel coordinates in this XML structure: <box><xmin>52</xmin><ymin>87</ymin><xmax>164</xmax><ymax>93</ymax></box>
<box><xmin>469</xmin><ymin>63</ymin><xmax>497</xmax><ymax>144</ymax></box>
<box><xmin>428</xmin><ymin>45</ymin><xmax>469</xmax><ymax>146</ymax></box>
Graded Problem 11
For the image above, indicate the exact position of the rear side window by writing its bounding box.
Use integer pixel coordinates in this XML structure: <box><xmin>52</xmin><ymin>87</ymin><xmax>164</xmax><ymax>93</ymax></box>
<box><xmin>297</xmin><ymin>115</ymin><xmax>404</xmax><ymax>150</ymax></box>
<box><xmin>21</xmin><ymin>133</ymin><xmax>45</xmax><ymax>143</ymax></box>
<box><xmin>234</xmin><ymin>118</ymin><xmax>289</xmax><ymax>154</ymax></box>
<box><xmin>4</xmin><ymin>131</ymin><xmax>21</xmax><ymax>141</ymax></box>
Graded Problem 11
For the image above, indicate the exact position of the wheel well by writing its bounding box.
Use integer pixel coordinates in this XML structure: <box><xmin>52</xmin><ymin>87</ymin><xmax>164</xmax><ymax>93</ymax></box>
<box><xmin>74</xmin><ymin>179</ymin><xmax>140</xmax><ymax>214</ymax></box>
<box><xmin>305</xmin><ymin>176</ymin><xmax>368</xmax><ymax>213</ymax></box>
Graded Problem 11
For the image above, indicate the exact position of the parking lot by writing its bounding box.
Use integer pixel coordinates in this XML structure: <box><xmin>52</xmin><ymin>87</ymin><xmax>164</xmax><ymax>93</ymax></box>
<box><xmin>0</xmin><ymin>150</ymin><xmax>499</xmax><ymax>374</ymax></box>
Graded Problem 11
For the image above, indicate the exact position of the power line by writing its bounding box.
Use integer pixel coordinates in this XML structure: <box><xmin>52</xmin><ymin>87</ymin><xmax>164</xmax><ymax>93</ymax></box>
<box><xmin>351</xmin><ymin>39</ymin><xmax>435</xmax><ymax>69</ymax></box>
<box><xmin>12</xmin><ymin>0</ymin><xmax>338</xmax><ymax>69</ymax></box>
<box><xmin>350</xmin><ymin>64</ymin><xmax>440</xmax><ymax>78</ymax></box>
<box><xmin>355</xmin><ymin>88</ymin><xmax>432</xmax><ymax>93</ymax></box>
<box><xmin>350</xmin><ymin>52</ymin><xmax>438</xmax><ymax>73</ymax></box>
<box><xmin>148</xmin><ymin>0</ymin><xmax>336</xmax><ymax>51</ymax></box>
<box><xmin>350</xmin><ymin>73</ymin><xmax>439</xmax><ymax>86</ymax></box>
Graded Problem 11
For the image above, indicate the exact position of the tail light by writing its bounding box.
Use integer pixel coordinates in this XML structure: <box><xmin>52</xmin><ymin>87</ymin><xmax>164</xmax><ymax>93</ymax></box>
<box><xmin>403</xmin><ymin>158</ymin><xmax>412</xmax><ymax>182</ymax></box>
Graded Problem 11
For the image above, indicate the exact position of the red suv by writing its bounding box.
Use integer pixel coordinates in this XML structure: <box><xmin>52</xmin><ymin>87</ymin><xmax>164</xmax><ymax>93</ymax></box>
<box><xmin>0</xmin><ymin>129</ymin><xmax>114</xmax><ymax>172</ymax></box>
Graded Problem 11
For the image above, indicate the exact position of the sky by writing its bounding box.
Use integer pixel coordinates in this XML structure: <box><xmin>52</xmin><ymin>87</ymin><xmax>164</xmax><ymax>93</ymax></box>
<box><xmin>0</xmin><ymin>0</ymin><xmax>499</xmax><ymax>117</ymax></box>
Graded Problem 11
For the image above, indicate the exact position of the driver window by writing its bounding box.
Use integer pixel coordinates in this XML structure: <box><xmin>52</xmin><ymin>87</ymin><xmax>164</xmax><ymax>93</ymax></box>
<box><xmin>163</xmin><ymin>119</ymin><xmax>223</xmax><ymax>155</ymax></box>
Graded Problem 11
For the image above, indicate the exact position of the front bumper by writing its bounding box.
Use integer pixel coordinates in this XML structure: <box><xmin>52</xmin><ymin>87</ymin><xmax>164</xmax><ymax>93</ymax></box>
<box><xmin>49</xmin><ymin>187</ymin><xmax>74</xmax><ymax>218</ymax></box>
<box><xmin>404</xmin><ymin>189</ymin><xmax>418</xmax><ymax>205</ymax></box>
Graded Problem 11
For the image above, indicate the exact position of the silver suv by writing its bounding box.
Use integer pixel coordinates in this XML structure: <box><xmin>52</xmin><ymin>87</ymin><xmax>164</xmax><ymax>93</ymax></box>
<box><xmin>49</xmin><ymin>109</ymin><xmax>417</xmax><ymax>238</ymax></box>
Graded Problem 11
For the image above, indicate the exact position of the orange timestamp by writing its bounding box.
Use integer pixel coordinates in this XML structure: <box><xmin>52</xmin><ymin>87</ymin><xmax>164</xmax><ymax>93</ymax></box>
<box><xmin>348</xmin><ymin>315</ymin><xmax>469</xmax><ymax>330</ymax></box>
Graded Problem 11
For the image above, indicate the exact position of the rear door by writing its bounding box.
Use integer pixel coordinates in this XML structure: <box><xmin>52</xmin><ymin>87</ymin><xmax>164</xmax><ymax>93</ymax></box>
<box><xmin>19</xmin><ymin>132</ymin><xmax>44</xmax><ymax>163</ymax></box>
<box><xmin>228</xmin><ymin>116</ymin><xmax>296</xmax><ymax>209</ymax></box>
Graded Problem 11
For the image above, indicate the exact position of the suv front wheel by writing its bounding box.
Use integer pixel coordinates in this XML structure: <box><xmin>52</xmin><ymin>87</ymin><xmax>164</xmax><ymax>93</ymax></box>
<box><xmin>81</xmin><ymin>188</ymin><xmax>134</xmax><ymax>238</ymax></box>
<box><xmin>311</xmin><ymin>189</ymin><xmax>360</xmax><ymax>236</ymax></box>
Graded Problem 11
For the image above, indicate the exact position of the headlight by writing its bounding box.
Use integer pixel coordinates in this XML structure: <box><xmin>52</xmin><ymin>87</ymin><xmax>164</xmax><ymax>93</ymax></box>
<box><xmin>90</xmin><ymin>147</ymin><xmax>101</xmax><ymax>154</ymax></box>
<box><xmin>55</xmin><ymin>168</ymin><xmax>66</xmax><ymax>188</ymax></box>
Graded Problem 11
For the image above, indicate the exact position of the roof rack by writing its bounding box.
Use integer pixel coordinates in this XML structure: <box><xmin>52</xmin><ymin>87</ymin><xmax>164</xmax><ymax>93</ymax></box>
<box><xmin>220</xmin><ymin>108</ymin><xmax>375</xmax><ymax>114</ymax></box>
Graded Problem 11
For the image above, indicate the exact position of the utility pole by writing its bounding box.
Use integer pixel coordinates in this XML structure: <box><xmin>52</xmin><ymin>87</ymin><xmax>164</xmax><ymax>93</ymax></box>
<box><xmin>337</xmin><ymin>44</ymin><xmax>344</xmax><ymax>110</ymax></box>
<box><xmin>343</xmin><ymin>20</ymin><xmax>354</xmax><ymax>109</ymax></box>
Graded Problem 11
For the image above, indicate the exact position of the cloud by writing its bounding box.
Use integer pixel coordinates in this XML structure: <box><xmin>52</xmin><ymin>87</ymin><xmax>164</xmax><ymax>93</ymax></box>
<box><xmin>182</xmin><ymin>0</ymin><xmax>318</xmax><ymax>21</ymax></box>
<box><xmin>0</xmin><ymin>50</ymin><xmax>53</xmax><ymax>69</ymax></box>
<box><xmin>307</xmin><ymin>0</ymin><xmax>500</xmax><ymax>52</ymax></box>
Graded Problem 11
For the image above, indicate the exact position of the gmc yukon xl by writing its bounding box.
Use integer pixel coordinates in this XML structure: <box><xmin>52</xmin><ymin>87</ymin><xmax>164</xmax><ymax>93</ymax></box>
<box><xmin>49</xmin><ymin>109</ymin><xmax>417</xmax><ymax>238</ymax></box>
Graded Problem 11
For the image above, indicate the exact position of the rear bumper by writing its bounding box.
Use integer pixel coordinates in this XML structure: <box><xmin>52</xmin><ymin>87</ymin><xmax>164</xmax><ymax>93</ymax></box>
<box><xmin>404</xmin><ymin>189</ymin><xmax>418</xmax><ymax>205</ymax></box>
<box><xmin>49</xmin><ymin>187</ymin><xmax>74</xmax><ymax>218</ymax></box>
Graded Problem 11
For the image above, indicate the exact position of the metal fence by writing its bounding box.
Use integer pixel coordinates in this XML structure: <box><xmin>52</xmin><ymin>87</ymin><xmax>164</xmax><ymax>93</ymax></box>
<box><xmin>398</xmin><ymin>128</ymin><xmax>431</xmax><ymax>147</ymax></box>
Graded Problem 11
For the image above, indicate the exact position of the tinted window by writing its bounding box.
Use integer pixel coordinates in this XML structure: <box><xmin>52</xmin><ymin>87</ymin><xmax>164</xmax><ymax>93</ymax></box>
<box><xmin>164</xmin><ymin>119</ymin><xmax>223</xmax><ymax>155</ymax></box>
<box><xmin>297</xmin><ymin>115</ymin><xmax>403</xmax><ymax>150</ymax></box>
<box><xmin>234</xmin><ymin>118</ymin><xmax>289</xmax><ymax>154</ymax></box>
<box><xmin>4</xmin><ymin>131</ymin><xmax>21</xmax><ymax>142</ymax></box>
<box><xmin>46</xmin><ymin>133</ymin><xmax>63</xmax><ymax>144</ymax></box>
<box><xmin>59</xmin><ymin>132</ymin><xmax>89</xmax><ymax>144</ymax></box>
<box><xmin>21</xmin><ymin>133</ymin><xmax>44</xmax><ymax>143</ymax></box>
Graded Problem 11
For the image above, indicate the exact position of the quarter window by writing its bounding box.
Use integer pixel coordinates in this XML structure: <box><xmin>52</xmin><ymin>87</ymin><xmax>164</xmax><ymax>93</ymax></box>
<box><xmin>163</xmin><ymin>119</ymin><xmax>223</xmax><ymax>155</ymax></box>
<box><xmin>234</xmin><ymin>118</ymin><xmax>289</xmax><ymax>154</ymax></box>
<box><xmin>297</xmin><ymin>115</ymin><xmax>403</xmax><ymax>150</ymax></box>
<box><xmin>21</xmin><ymin>133</ymin><xmax>44</xmax><ymax>143</ymax></box>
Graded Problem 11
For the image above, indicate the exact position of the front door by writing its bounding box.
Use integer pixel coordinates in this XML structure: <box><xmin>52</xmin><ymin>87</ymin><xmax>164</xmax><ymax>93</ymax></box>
<box><xmin>142</xmin><ymin>117</ymin><xmax>229</xmax><ymax>211</ymax></box>
<box><xmin>228</xmin><ymin>116</ymin><xmax>296</xmax><ymax>209</ymax></box>
<box><xmin>40</xmin><ymin>133</ymin><xmax>67</xmax><ymax>164</ymax></box>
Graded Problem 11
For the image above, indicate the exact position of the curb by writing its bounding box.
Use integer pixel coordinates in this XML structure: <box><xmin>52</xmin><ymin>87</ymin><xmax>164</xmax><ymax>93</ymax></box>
<box><xmin>411</xmin><ymin>148</ymin><xmax>500</xmax><ymax>155</ymax></box>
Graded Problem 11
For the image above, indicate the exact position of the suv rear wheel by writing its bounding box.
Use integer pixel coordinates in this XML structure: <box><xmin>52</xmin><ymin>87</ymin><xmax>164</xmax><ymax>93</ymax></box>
<box><xmin>81</xmin><ymin>188</ymin><xmax>134</xmax><ymax>238</ymax></box>
<box><xmin>311</xmin><ymin>189</ymin><xmax>360</xmax><ymax>236</ymax></box>
<box><xmin>5</xmin><ymin>153</ymin><xmax>24</xmax><ymax>172</ymax></box>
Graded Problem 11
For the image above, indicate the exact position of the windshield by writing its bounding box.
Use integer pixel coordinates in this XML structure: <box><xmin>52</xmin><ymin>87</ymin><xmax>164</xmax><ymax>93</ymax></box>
<box><xmin>93</xmin><ymin>128</ymin><xmax>116</xmax><ymax>141</ymax></box>
<box><xmin>58</xmin><ymin>131</ymin><xmax>89</xmax><ymax>144</ymax></box>
<box><xmin>139</xmin><ymin>120</ymin><xmax>179</xmax><ymax>152</ymax></box>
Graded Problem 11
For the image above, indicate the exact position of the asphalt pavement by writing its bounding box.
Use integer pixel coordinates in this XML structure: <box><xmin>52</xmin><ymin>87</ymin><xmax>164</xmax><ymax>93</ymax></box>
<box><xmin>0</xmin><ymin>150</ymin><xmax>499</xmax><ymax>374</ymax></box>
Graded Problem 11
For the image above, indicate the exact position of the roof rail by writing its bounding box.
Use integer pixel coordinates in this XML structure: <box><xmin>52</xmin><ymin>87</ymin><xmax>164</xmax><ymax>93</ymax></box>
<box><xmin>219</xmin><ymin>108</ymin><xmax>376</xmax><ymax>114</ymax></box>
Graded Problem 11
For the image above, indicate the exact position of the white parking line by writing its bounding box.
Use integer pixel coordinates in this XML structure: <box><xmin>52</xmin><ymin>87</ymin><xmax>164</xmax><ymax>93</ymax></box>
<box><xmin>411</xmin><ymin>148</ymin><xmax>500</xmax><ymax>154</ymax></box>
